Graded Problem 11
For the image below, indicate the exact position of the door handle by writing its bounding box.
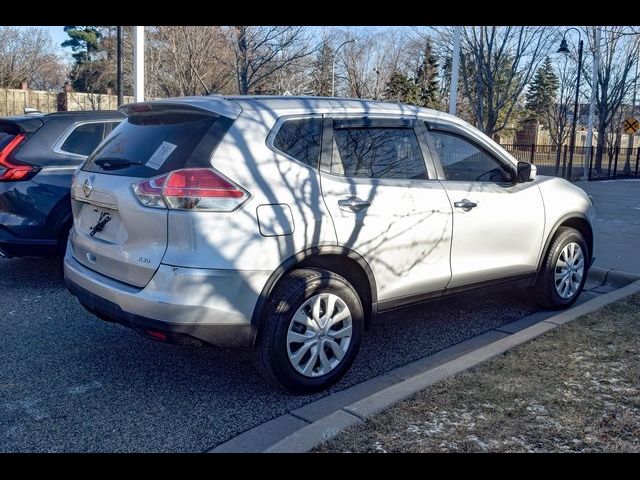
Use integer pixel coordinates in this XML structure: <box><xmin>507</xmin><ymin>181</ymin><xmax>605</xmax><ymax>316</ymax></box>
<box><xmin>454</xmin><ymin>199</ymin><xmax>477</xmax><ymax>210</ymax></box>
<box><xmin>338</xmin><ymin>196</ymin><xmax>371</xmax><ymax>212</ymax></box>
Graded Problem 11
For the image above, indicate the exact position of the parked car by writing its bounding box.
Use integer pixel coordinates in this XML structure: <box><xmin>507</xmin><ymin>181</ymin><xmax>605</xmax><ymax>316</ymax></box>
<box><xmin>63</xmin><ymin>96</ymin><xmax>595</xmax><ymax>393</ymax></box>
<box><xmin>0</xmin><ymin>110</ymin><xmax>124</xmax><ymax>259</ymax></box>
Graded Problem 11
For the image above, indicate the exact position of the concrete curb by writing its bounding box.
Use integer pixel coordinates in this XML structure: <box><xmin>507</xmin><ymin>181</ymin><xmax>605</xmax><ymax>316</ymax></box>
<box><xmin>210</xmin><ymin>268</ymin><xmax>640</xmax><ymax>453</ymax></box>
<box><xmin>588</xmin><ymin>266</ymin><xmax>640</xmax><ymax>290</ymax></box>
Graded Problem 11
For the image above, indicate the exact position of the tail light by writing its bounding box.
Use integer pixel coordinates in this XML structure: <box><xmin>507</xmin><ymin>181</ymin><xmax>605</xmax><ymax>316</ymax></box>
<box><xmin>132</xmin><ymin>168</ymin><xmax>249</xmax><ymax>211</ymax></box>
<box><xmin>0</xmin><ymin>134</ymin><xmax>37</xmax><ymax>182</ymax></box>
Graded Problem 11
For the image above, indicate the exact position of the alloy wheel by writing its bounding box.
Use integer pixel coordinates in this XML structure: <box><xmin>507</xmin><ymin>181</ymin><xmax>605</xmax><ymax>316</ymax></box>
<box><xmin>554</xmin><ymin>242</ymin><xmax>585</xmax><ymax>299</ymax></box>
<box><xmin>286</xmin><ymin>293</ymin><xmax>353</xmax><ymax>378</ymax></box>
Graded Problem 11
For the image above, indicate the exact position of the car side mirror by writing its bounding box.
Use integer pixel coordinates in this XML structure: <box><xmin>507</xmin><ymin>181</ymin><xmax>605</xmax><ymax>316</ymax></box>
<box><xmin>517</xmin><ymin>162</ymin><xmax>535</xmax><ymax>183</ymax></box>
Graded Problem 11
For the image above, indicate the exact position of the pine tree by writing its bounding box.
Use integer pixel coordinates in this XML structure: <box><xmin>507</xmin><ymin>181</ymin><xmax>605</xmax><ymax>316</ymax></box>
<box><xmin>384</xmin><ymin>71</ymin><xmax>419</xmax><ymax>105</ymax></box>
<box><xmin>62</xmin><ymin>26</ymin><xmax>101</xmax><ymax>64</ymax></box>
<box><xmin>415</xmin><ymin>39</ymin><xmax>440</xmax><ymax>109</ymax></box>
<box><xmin>63</xmin><ymin>26</ymin><xmax>115</xmax><ymax>94</ymax></box>
<box><xmin>525</xmin><ymin>56</ymin><xmax>559</xmax><ymax>120</ymax></box>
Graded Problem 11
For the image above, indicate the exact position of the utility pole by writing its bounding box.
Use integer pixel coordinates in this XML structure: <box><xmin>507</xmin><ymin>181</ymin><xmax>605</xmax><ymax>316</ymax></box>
<box><xmin>116</xmin><ymin>26</ymin><xmax>123</xmax><ymax>106</ymax></box>
<box><xmin>585</xmin><ymin>27</ymin><xmax>600</xmax><ymax>180</ymax></box>
<box><xmin>449</xmin><ymin>26</ymin><xmax>461</xmax><ymax>116</ymax></box>
<box><xmin>134</xmin><ymin>26</ymin><xmax>145</xmax><ymax>102</ymax></box>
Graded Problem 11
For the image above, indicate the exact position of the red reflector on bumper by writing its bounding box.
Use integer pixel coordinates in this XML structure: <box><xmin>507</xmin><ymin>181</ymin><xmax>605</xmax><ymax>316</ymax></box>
<box><xmin>145</xmin><ymin>330</ymin><xmax>168</xmax><ymax>342</ymax></box>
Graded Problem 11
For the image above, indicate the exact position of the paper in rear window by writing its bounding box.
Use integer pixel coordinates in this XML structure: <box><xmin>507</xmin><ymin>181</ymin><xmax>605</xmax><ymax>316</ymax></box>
<box><xmin>146</xmin><ymin>141</ymin><xmax>177</xmax><ymax>170</ymax></box>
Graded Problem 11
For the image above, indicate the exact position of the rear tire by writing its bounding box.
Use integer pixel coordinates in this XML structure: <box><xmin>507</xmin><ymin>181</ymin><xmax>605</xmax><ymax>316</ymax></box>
<box><xmin>253</xmin><ymin>268</ymin><xmax>364</xmax><ymax>394</ymax></box>
<box><xmin>534</xmin><ymin>227</ymin><xmax>588</xmax><ymax>309</ymax></box>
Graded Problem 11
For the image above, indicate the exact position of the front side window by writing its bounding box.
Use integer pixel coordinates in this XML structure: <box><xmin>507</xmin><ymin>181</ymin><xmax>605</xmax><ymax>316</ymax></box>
<box><xmin>272</xmin><ymin>117</ymin><xmax>322</xmax><ymax>168</ymax></box>
<box><xmin>331</xmin><ymin>126</ymin><xmax>427</xmax><ymax>180</ymax></box>
<box><xmin>59</xmin><ymin>122</ymin><xmax>106</xmax><ymax>156</ymax></box>
<box><xmin>428</xmin><ymin>130</ymin><xmax>514</xmax><ymax>183</ymax></box>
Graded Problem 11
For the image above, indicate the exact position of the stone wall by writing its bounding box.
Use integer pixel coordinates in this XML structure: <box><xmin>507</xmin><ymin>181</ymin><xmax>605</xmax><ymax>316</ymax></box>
<box><xmin>0</xmin><ymin>87</ymin><xmax>134</xmax><ymax>117</ymax></box>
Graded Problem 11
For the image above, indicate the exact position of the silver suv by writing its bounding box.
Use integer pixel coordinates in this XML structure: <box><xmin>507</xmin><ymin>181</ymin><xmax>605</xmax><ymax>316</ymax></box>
<box><xmin>64</xmin><ymin>96</ymin><xmax>595</xmax><ymax>393</ymax></box>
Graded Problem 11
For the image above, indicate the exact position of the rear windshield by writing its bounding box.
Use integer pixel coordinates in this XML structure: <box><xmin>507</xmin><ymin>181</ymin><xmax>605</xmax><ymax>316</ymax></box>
<box><xmin>82</xmin><ymin>111</ymin><xmax>233</xmax><ymax>177</ymax></box>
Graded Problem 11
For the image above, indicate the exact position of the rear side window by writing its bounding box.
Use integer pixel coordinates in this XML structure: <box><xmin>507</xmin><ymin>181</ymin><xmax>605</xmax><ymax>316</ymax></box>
<box><xmin>332</xmin><ymin>127</ymin><xmax>428</xmax><ymax>180</ymax></box>
<box><xmin>82</xmin><ymin>112</ymin><xmax>232</xmax><ymax>177</ymax></box>
<box><xmin>104</xmin><ymin>121</ymin><xmax>121</xmax><ymax>136</ymax></box>
<box><xmin>0</xmin><ymin>130</ymin><xmax>17</xmax><ymax>151</ymax></box>
<box><xmin>59</xmin><ymin>122</ymin><xmax>106</xmax><ymax>156</ymax></box>
<box><xmin>272</xmin><ymin>117</ymin><xmax>322</xmax><ymax>168</ymax></box>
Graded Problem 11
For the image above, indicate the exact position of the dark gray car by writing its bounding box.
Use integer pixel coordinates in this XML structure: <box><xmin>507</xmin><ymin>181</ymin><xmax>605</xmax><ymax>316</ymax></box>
<box><xmin>0</xmin><ymin>110</ymin><xmax>123</xmax><ymax>258</ymax></box>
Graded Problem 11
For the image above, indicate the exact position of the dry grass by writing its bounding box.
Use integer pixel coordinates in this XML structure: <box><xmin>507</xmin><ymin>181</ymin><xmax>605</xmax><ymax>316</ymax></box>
<box><xmin>316</xmin><ymin>293</ymin><xmax>640</xmax><ymax>453</ymax></box>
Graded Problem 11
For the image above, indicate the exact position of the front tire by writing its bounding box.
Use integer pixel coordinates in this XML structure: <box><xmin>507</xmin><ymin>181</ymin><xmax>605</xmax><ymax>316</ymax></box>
<box><xmin>253</xmin><ymin>268</ymin><xmax>364</xmax><ymax>394</ymax></box>
<box><xmin>534</xmin><ymin>227</ymin><xmax>588</xmax><ymax>309</ymax></box>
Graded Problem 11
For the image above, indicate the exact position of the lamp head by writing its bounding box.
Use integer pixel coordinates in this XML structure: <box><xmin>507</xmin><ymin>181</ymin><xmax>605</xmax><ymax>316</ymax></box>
<box><xmin>557</xmin><ymin>38</ymin><xmax>570</xmax><ymax>55</ymax></box>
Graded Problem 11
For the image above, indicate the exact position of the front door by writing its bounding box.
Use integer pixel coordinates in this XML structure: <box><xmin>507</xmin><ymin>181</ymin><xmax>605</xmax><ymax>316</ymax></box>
<box><xmin>425</xmin><ymin>128</ymin><xmax>545</xmax><ymax>289</ymax></box>
<box><xmin>319</xmin><ymin>117</ymin><xmax>453</xmax><ymax>307</ymax></box>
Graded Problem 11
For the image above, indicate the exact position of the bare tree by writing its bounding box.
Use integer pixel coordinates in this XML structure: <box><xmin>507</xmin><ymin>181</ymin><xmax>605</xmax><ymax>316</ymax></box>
<box><xmin>265</xmin><ymin>56</ymin><xmax>314</xmax><ymax>95</ymax></box>
<box><xmin>540</xmin><ymin>57</ymin><xmax>578</xmax><ymax>170</ymax></box>
<box><xmin>151</xmin><ymin>26</ymin><xmax>234</xmax><ymax>97</ymax></box>
<box><xmin>431</xmin><ymin>26</ymin><xmax>556</xmax><ymax>137</ymax></box>
<box><xmin>339</xmin><ymin>28</ymin><xmax>406</xmax><ymax>99</ymax></box>
<box><xmin>0</xmin><ymin>26</ymin><xmax>68</xmax><ymax>90</ymax></box>
<box><xmin>582</xmin><ymin>26</ymin><xmax>640</xmax><ymax>175</ymax></box>
<box><xmin>221</xmin><ymin>26</ymin><xmax>315</xmax><ymax>95</ymax></box>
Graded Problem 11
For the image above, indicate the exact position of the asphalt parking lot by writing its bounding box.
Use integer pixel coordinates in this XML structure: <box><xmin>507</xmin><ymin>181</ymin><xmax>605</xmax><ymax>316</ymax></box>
<box><xmin>0</xmin><ymin>255</ymin><xmax>540</xmax><ymax>452</ymax></box>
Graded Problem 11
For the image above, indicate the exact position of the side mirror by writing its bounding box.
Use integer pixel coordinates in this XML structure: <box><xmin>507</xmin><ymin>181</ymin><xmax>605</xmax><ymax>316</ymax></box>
<box><xmin>517</xmin><ymin>161</ymin><xmax>535</xmax><ymax>183</ymax></box>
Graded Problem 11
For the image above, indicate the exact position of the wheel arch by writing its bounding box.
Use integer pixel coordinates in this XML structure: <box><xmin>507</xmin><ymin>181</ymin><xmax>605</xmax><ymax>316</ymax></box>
<box><xmin>537</xmin><ymin>212</ymin><xmax>594</xmax><ymax>271</ymax></box>
<box><xmin>251</xmin><ymin>246</ymin><xmax>377</xmax><ymax>342</ymax></box>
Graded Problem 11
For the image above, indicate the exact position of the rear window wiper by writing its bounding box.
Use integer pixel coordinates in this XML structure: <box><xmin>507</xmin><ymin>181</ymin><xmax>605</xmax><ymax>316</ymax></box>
<box><xmin>93</xmin><ymin>158</ymin><xmax>145</xmax><ymax>170</ymax></box>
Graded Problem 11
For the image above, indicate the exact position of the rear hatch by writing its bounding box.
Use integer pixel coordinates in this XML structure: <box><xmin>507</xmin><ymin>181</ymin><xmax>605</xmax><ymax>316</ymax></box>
<box><xmin>70</xmin><ymin>102</ymin><xmax>237</xmax><ymax>287</ymax></box>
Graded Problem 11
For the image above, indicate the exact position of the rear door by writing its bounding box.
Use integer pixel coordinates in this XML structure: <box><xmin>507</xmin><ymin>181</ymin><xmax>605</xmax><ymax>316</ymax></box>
<box><xmin>319</xmin><ymin>116</ymin><xmax>452</xmax><ymax>306</ymax></box>
<box><xmin>70</xmin><ymin>104</ymin><xmax>234</xmax><ymax>287</ymax></box>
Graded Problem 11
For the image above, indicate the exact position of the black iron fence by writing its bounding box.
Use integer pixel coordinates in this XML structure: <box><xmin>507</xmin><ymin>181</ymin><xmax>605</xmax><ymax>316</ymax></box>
<box><xmin>499</xmin><ymin>143</ymin><xmax>640</xmax><ymax>182</ymax></box>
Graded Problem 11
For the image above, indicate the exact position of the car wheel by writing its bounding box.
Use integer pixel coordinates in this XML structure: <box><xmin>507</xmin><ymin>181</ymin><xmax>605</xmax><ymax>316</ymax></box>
<box><xmin>534</xmin><ymin>226</ymin><xmax>588</xmax><ymax>309</ymax></box>
<box><xmin>253</xmin><ymin>268</ymin><xmax>364</xmax><ymax>394</ymax></box>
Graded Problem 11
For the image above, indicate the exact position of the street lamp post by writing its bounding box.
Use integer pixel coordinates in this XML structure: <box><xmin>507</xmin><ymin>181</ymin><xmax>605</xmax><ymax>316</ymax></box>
<box><xmin>332</xmin><ymin>39</ymin><xmax>357</xmax><ymax>97</ymax></box>
<box><xmin>557</xmin><ymin>28</ymin><xmax>583</xmax><ymax>181</ymax></box>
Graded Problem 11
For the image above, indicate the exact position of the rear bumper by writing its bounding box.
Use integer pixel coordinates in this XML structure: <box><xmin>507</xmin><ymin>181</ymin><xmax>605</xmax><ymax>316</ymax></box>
<box><xmin>63</xmin><ymin>248</ymin><xmax>271</xmax><ymax>347</ymax></box>
<box><xmin>0</xmin><ymin>226</ymin><xmax>57</xmax><ymax>258</ymax></box>
<box><xmin>0</xmin><ymin>175</ymin><xmax>72</xmax><ymax>258</ymax></box>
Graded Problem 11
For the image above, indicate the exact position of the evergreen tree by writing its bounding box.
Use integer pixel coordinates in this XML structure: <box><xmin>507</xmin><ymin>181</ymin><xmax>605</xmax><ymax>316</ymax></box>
<box><xmin>62</xmin><ymin>26</ymin><xmax>114</xmax><ymax>94</ymax></box>
<box><xmin>311</xmin><ymin>40</ymin><xmax>334</xmax><ymax>96</ymax></box>
<box><xmin>525</xmin><ymin>56</ymin><xmax>559</xmax><ymax>120</ymax></box>
<box><xmin>415</xmin><ymin>39</ymin><xmax>440</xmax><ymax>109</ymax></box>
<box><xmin>62</xmin><ymin>26</ymin><xmax>101</xmax><ymax>64</ymax></box>
<box><xmin>384</xmin><ymin>71</ymin><xmax>419</xmax><ymax>105</ymax></box>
